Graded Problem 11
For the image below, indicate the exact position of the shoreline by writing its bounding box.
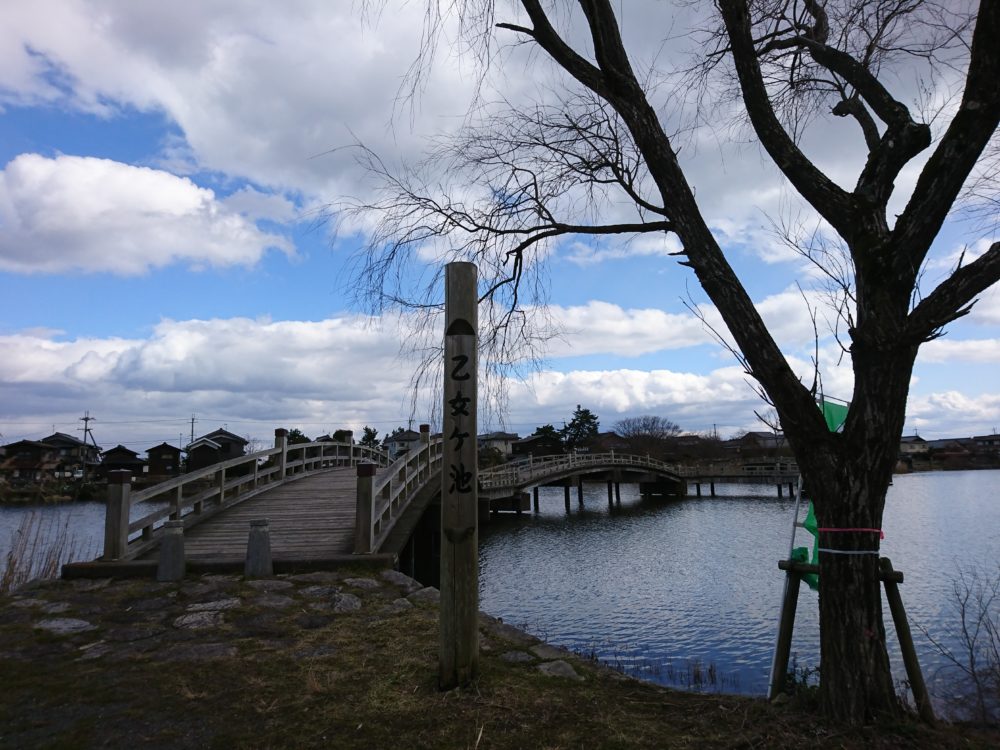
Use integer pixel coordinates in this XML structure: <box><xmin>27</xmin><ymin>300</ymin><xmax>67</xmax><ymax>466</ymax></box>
<box><xmin>2</xmin><ymin>567</ymin><xmax>996</xmax><ymax>748</ymax></box>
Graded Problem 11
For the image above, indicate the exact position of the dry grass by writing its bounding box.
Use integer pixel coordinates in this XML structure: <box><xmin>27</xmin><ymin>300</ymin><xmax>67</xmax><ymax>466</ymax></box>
<box><xmin>0</xmin><ymin>511</ymin><xmax>91</xmax><ymax>593</ymax></box>
<box><xmin>1</xmin><ymin>574</ymin><xmax>998</xmax><ymax>749</ymax></box>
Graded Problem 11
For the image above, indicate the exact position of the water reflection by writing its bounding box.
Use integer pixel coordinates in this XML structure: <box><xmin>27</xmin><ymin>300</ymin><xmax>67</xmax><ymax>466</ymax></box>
<box><xmin>479</xmin><ymin>470</ymin><xmax>1000</xmax><ymax>699</ymax></box>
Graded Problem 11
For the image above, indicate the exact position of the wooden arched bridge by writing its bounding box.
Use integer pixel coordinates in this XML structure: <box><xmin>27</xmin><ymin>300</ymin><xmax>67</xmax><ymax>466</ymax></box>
<box><xmin>70</xmin><ymin>431</ymin><xmax>693</xmax><ymax>575</ymax></box>
<box><xmin>480</xmin><ymin>452</ymin><xmax>686</xmax><ymax>510</ymax></box>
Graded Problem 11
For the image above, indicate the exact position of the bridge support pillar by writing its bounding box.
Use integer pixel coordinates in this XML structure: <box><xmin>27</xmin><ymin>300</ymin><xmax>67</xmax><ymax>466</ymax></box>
<box><xmin>532</xmin><ymin>486</ymin><xmax>539</xmax><ymax>513</ymax></box>
<box><xmin>354</xmin><ymin>463</ymin><xmax>376</xmax><ymax>554</ymax></box>
<box><xmin>576</xmin><ymin>478</ymin><xmax>583</xmax><ymax>505</ymax></box>
<box><xmin>614</xmin><ymin>482</ymin><xmax>621</xmax><ymax>504</ymax></box>
<box><xmin>245</xmin><ymin>519</ymin><xmax>273</xmax><ymax>577</ymax></box>
<box><xmin>102</xmin><ymin>470</ymin><xmax>132</xmax><ymax>561</ymax></box>
<box><xmin>776</xmin><ymin>483</ymin><xmax>783</xmax><ymax>498</ymax></box>
<box><xmin>695</xmin><ymin>482</ymin><xmax>702</xmax><ymax>498</ymax></box>
<box><xmin>710</xmin><ymin>481</ymin><xmax>716</xmax><ymax>497</ymax></box>
<box><xmin>157</xmin><ymin>520</ymin><xmax>186</xmax><ymax>581</ymax></box>
<box><xmin>564</xmin><ymin>485</ymin><xmax>571</xmax><ymax>511</ymax></box>
<box><xmin>607</xmin><ymin>481</ymin><xmax>613</xmax><ymax>506</ymax></box>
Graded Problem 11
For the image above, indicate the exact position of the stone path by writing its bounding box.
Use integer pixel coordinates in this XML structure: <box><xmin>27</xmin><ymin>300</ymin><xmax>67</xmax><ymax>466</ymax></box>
<box><xmin>1</xmin><ymin>569</ymin><xmax>583</xmax><ymax>681</ymax></box>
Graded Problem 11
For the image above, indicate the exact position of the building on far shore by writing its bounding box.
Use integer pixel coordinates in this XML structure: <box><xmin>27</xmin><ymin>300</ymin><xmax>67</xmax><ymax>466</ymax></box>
<box><xmin>146</xmin><ymin>443</ymin><xmax>183</xmax><ymax>479</ymax></box>
<box><xmin>99</xmin><ymin>445</ymin><xmax>146</xmax><ymax>480</ymax></box>
<box><xmin>185</xmin><ymin>428</ymin><xmax>248</xmax><ymax>472</ymax></box>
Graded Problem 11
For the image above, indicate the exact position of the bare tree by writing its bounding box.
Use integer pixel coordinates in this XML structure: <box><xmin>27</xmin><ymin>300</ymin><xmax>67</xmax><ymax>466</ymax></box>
<box><xmin>614</xmin><ymin>415</ymin><xmax>683</xmax><ymax>440</ymax></box>
<box><xmin>346</xmin><ymin>0</ymin><xmax>999</xmax><ymax>723</ymax></box>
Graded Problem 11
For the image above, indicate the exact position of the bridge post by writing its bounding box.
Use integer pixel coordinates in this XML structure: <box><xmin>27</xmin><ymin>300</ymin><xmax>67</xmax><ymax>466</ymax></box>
<box><xmin>274</xmin><ymin>428</ymin><xmax>288</xmax><ymax>480</ymax></box>
<box><xmin>576</xmin><ymin>476</ymin><xmax>583</xmax><ymax>505</ymax></box>
<box><xmin>216</xmin><ymin>466</ymin><xmax>226</xmax><ymax>506</ymax></box>
<box><xmin>245</xmin><ymin>519</ymin><xmax>273</xmax><ymax>577</ymax></box>
<box><xmin>156</xmin><ymin>520</ymin><xmax>186</xmax><ymax>582</ymax></box>
<box><xmin>354</xmin><ymin>462</ymin><xmax>376</xmax><ymax>554</ymax></box>
<box><xmin>102</xmin><ymin>470</ymin><xmax>132</xmax><ymax>561</ymax></box>
<box><xmin>420</xmin><ymin>424</ymin><xmax>430</xmax><ymax>482</ymax></box>
<box><xmin>532</xmin><ymin>486</ymin><xmax>539</xmax><ymax>512</ymax></box>
<box><xmin>440</xmin><ymin>261</ymin><xmax>479</xmax><ymax>689</ymax></box>
<box><xmin>345</xmin><ymin>430</ymin><xmax>354</xmax><ymax>466</ymax></box>
<box><xmin>171</xmin><ymin>485</ymin><xmax>182</xmax><ymax>520</ymax></box>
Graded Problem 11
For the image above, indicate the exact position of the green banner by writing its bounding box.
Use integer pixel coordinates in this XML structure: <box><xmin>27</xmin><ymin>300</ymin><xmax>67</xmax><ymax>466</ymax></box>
<box><xmin>821</xmin><ymin>399</ymin><xmax>849</xmax><ymax>433</ymax></box>
<box><xmin>800</xmin><ymin>397</ymin><xmax>850</xmax><ymax>590</ymax></box>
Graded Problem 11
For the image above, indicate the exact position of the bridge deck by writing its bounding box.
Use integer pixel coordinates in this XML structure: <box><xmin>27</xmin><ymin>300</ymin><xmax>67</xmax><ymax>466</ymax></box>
<box><xmin>140</xmin><ymin>467</ymin><xmax>386</xmax><ymax>564</ymax></box>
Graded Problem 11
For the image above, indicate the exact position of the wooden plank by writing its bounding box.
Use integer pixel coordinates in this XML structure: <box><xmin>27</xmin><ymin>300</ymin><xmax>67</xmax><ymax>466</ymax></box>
<box><xmin>141</xmin><ymin>468</ymin><xmax>362</xmax><ymax>562</ymax></box>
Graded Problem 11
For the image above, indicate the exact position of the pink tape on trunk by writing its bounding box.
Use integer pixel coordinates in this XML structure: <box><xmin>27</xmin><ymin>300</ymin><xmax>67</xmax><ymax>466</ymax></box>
<box><xmin>816</xmin><ymin>527</ymin><xmax>884</xmax><ymax>539</ymax></box>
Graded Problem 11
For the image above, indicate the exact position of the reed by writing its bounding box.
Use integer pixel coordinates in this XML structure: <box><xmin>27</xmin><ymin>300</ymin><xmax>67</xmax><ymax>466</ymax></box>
<box><xmin>0</xmin><ymin>511</ymin><xmax>90</xmax><ymax>593</ymax></box>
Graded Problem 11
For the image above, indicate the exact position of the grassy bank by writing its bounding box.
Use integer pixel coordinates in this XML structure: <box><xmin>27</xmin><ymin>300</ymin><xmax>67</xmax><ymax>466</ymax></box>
<box><xmin>1</xmin><ymin>570</ymin><xmax>996</xmax><ymax>749</ymax></box>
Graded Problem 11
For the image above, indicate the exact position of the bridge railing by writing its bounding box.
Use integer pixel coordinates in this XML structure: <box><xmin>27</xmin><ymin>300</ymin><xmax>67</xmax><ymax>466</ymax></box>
<box><xmin>104</xmin><ymin>439</ymin><xmax>389</xmax><ymax>561</ymax></box>
<box><xmin>479</xmin><ymin>451</ymin><xmax>681</xmax><ymax>491</ymax></box>
<box><xmin>355</xmin><ymin>435</ymin><xmax>444</xmax><ymax>553</ymax></box>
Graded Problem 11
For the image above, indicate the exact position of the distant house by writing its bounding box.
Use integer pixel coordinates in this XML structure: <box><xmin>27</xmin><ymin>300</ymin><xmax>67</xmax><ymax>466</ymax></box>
<box><xmin>99</xmin><ymin>445</ymin><xmax>146</xmax><ymax>479</ymax></box>
<box><xmin>592</xmin><ymin>431</ymin><xmax>629</xmax><ymax>453</ymax></box>
<box><xmin>0</xmin><ymin>440</ymin><xmax>60</xmax><ymax>481</ymax></box>
<box><xmin>185</xmin><ymin>438</ymin><xmax>224</xmax><ymax>472</ymax></box>
<box><xmin>477</xmin><ymin>431</ymin><xmax>519</xmax><ymax>457</ymax></box>
<box><xmin>511</xmin><ymin>433</ymin><xmax>564</xmax><ymax>458</ymax></box>
<box><xmin>385</xmin><ymin>429</ymin><xmax>422</xmax><ymax>460</ymax></box>
<box><xmin>185</xmin><ymin>428</ymin><xmax>249</xmax><ymax>472</ymax></box>
<box><xmin>146</xmin><ymin>443</ymin><xmax>183</xmax><ymax>478</ymax></box>
<box><xmin>723</xmin><ymin>431</ymin><xmax>789</xmax><ymax>459</ymax></box>
<box><xmin>973</xmin><ymin>434</ymin><xmax>1000</xmax><ymax>451</ymax></box>
<box><xmin>40</xmin><ymin>432</ymin><xmax>102</xmax><ymax>476</ymax></box>
<box><xmin>899</xmin><ymin>435</ymin><xmax>928</xmax><ymax>455</ymax></box>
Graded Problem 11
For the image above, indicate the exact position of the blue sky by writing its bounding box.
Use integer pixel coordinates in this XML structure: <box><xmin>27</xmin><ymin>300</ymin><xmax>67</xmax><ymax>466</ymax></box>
<box><xmin>1</xmin><ymin>1</ymin><xmax>997</xmax><ymax>451</ymax></box>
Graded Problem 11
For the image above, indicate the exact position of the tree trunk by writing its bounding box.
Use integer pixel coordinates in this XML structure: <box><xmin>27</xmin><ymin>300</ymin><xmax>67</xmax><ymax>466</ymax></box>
<box><xmin>814</xmin><ymin>477</ymin><xmax>898</xmax><ymax>720</ymax></box>
<box><xmin>795</xmin><ymin>341</ymin><xmax>918</xmax><ymax>722</ymax></box>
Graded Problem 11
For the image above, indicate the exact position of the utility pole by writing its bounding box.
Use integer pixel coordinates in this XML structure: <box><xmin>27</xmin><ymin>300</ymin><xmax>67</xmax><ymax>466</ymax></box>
<box><xmin>79</xmin><ymin>410</ymin><xmax>96</xmax><ymax>482</ymax></box>
<box><xmin>190</xmin><ymin>414</ymin><xmax>197</xmax><ymax>445</ymax></box>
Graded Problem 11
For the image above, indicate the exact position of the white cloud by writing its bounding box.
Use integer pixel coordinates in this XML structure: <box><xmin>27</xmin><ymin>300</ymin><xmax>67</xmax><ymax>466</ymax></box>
<box><xmin>0</xmin><ymin>1</ymin><xmax>475</xmax><ymax>197</ymax></box>
<box><xmin>0</xmin><ymin>315</ymin><xmax>424</xmax><ymax>446</ymax></box>
<box><xmin>2</xmin><ymin>312</ymin><xmax>996</xmax><ymax>448</ymax></box>
<box><xmin>0</xmin><ymin>154</ymin><xmax>292</xmax><ymax>274</ymax></box>
<box><xmin>545</xmin><ymin>301</ymin><xmax>713</xmax><ymax>357</ymax></box>
<box><xmin>919</xmin><ymin>338</ymin><xmax>1000</xmax><ymax>364</ymax></box>
<box><xmin>563</xmin><ymin>233</ymin><xmax>684</xmax><ymax>266</ymax></box>
<box><xmin>907</xmin><ymin>391</ymin><xmax>1000</xmax><ymax>438</ymax></box>
<box><xmin>504</xmin><ymin>365</ymin><xmax>765</xmax><ymax>435</ymax></box>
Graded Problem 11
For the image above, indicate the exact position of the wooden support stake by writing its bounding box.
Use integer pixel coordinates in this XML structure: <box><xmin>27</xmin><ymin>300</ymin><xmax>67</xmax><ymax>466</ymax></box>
<box><xmin>440</xmin><ymin>261</ymin><xmax>479</xmax><ymax>689</ymax></box>
<box><xmin>768</xmin><ymin>569</ymin><xmax>801</xmax><ymax>699</ymax></box>
<box><xmin>102</xmin><ymin>470</ymin><xmax>132</xmax><ymax>561</ymax></box>
<box><xmin>880</xmin><ymin>557</ymin><xmax>936</xmax><ymax>725</ymax></box>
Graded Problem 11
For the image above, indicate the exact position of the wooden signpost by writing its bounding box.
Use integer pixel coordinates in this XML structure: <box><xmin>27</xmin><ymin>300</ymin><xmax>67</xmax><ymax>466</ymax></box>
<box><xmin>439</xmin><ymin>261</ymin><xmax>479</xmax><ymax>689</ymax></box>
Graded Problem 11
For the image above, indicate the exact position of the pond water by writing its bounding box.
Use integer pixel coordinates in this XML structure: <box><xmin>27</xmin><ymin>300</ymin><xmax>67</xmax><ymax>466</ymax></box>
<box><xmin>479</xmin><ymin>470</ymin><xmax>1000</xmax><ymax>705</ymax></box>
<box><xmin>3</xmin><ymin>469</ymin><xmax>998</xmax><ymax>709</ymax></box>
